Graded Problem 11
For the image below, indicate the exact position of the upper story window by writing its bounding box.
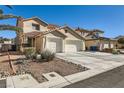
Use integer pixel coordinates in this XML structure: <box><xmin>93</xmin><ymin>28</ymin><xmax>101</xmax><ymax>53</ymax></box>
<box><xmin>65</xmin><ymin>30</ymin><xmax>68</xmax><ymax>33</ymax></box>
<box><xmin>95</xmin><ymin>32</ymin><xmax>99</xmax><ymax>38</ymax></box>
<box><xmin>32</xmin><ymin>23</ymin><xmax>40</xmax><ymax>30</ymax></box>
<box><xmin>92</xmin><ymin>36</ymin><xmax>96</xmax><ymax>39</ymax></box>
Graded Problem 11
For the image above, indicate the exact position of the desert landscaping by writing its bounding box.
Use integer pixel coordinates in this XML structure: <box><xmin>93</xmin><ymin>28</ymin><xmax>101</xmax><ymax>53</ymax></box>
<box><xmin>0</xmin><ymin>51</ymin><xmax>88</xmax><ymax>83</ymax></box>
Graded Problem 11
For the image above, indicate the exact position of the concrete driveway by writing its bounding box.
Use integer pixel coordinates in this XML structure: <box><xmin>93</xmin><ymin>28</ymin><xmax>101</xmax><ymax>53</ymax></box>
<box><xmin>56</xmin><ymin>52</ymin><xmax>124</xmax><ymax>87</ymax></box>
<box><xmin>57</xmin><ymin>52</ymin><xmax>124</xmax><ymax>70</ymax></box>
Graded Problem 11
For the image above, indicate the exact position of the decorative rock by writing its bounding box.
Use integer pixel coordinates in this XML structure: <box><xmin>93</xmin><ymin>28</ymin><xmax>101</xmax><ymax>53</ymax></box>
<box><xmin>36</xmin><ymin>54</ymin><xmax>41</xmax><ymax>60</ymax></box>
<box><xmin>22</xmin><ymin>71</ymin><xmax>26</xmax><ymax>74</ymax></box>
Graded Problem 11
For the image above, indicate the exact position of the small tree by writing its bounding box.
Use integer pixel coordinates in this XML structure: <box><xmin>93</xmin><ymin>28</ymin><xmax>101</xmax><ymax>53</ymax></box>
<box><xmin>24</xmin><ymin>48</ymin><xmax>35</xmax><ymax>59</ymax></box>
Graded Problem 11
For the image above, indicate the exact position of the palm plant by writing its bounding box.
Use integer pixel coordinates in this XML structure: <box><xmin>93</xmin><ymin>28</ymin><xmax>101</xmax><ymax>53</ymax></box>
<box><xmin>0</xmin><ymin>5</ymin><xmax>22</xmax><ymax>32</ymax></box>
<box><xmin>5</xmin><ymin>5</ymin><xmax>13</xmax><ymax>9</ymax></box>
<box><xmin>0</xmin><ymin>5</ymin><xmax>22</xmax><ymax>74</ymax></box>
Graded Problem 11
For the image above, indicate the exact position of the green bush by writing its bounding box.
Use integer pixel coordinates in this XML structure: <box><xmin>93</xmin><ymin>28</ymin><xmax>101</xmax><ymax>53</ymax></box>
<box><xmin>40</xmin><ymin>50</ymin><xmax>55</xmax><ymax>62</ymax></box>
<box><xmin>24</xmin><ymin>48</ymin><xmax>35</xmax><ymax>59</ymax></box>
<box><xmin>112</xmin><ymin>49</ymin><xmax>120</xmax><ymax>54</ymax></box>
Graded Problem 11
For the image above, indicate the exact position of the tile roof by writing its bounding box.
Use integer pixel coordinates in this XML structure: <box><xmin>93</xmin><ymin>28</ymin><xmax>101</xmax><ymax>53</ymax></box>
<box><xmin>86</xmin><ymin>36</ymin><xmax>117</xmax><ymax>41</ymax></box>
<box><xmin>23</xmin><ymin>17</ymin><xmax>48</xmax><ymax>26</ymax></box>
<box><xmin>75</xmin><ymin>28</ymin><xmax>90</xmax><ymax>33</ymax></box>
<box><xmin>47</xmin><ymin>24</ymin><xmax>60</xmax><ymax>30</ymax></box>
<box><xmin>25</xmin><ymin>31</ymin><xmax>43</xmax><ymax>38</ymax></box>
<box><xmin>115</xmin><ymin>35</ymin><xmax>124</xmax><ymax>39</ymax></box>
<box><xmin>91</xmin><ymin>29</ymin><xmax>104</xmax><ymax>33</ymax></box>
<box><xmin>75</xmin><ymin>28</ymin><xmax>104</xmax><ymax>33</ymax></box>
<box><xmin>63</xmin><ymin>26</ymin><xmax>85</xmax><ymax>40</ymax></box>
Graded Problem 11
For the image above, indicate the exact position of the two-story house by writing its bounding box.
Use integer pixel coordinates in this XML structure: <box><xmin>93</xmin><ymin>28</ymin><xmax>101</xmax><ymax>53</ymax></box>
<box><xmin>16</xmin><ymin>17</ymin><xmax>85</xmax><ymax>53</ymax></box>
<box><xmin>76</xmin><ymin>28</ymin><xmax>117</xmax><ymax>51</ymax></box>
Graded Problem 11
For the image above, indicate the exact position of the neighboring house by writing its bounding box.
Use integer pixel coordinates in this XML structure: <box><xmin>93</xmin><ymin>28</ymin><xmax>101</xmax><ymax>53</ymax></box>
<box><xmin>16</xmin><ymin>17</ymin><xmax>85</xmax><ymax>53</ymax></box>
<box><xmin>76</xmin><ymin>28</ymin><xmax>117</xmax><ymax>51</ymax></box>
<box><xmin>115</xmin><ymin>35</ymin><xmax>124</xmax><ymax>49</ymax></box>
<box><xmin>76</xmin><ymin>28</ymin><xmax>104</xmax><ymax>39</ymax></box>
<box><xmin>4</xmin><ymin>40</ymin><xmax>12</xmax><ymax>44</ymax></box>
<box><xmin>0</xmin><ymin>40</ymin><xmax>16</xmax><ymax>52</ymax></box>
<box><xmin>115</xmin><ymin>35</ymin><xmax>124</xmax><ymax>39</ymax></box>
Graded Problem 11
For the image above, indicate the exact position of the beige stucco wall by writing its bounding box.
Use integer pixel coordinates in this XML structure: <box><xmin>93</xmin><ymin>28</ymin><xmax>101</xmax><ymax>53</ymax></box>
<box><xmin>59</xmin><ymin>29</ymin><xmax>81</xmax><ymax>40</ymax></box>
<box><xmin>35</xmin><ymin>36</ymin><xmax>43</xmax><ymax>52</ymax></box>
<box><xmin>23</xmin><ymin>20</ymin><xmax>48</xmax><ymax>33</ymax></box>
<box><xmin>59</xmin><ymin>28</ymin><xmax>85</xmax><ymax>51</ymax></box>
<box><xmin>22</xmin><ymin>19</ymin><xmax>48</xmax><ymax>52</ymax></box>
<box><xmin>86</xmin><ymin>40</ymin><xmax>99</xmax><ymax>50</ymax></box>
<box><xmin>46</xmin><ymin>31</ymin><xmax>65</xmax><ymax>39</ymax></box>
<box><xmin>117</xmin><ymin>43</ymin><xmax>124</xmax><ymax>49</ymax></box>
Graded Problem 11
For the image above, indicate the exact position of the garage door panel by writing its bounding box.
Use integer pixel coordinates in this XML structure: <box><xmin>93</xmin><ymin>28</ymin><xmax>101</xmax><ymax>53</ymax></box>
<box><xmin>46</xmin><ymin>37</ymin><xmax>63</xmax><ymax>53</ymax></box>
<box><xmin>65</xmin><ymin>45</ymin><xmax>77</xmax><ymax>52</ymax></box>
<box><xmin>65</xmin><ymin>40</ymin><xmax>82</xmax><ymax>52</ymax></box>
<box><xmin>47</xmin><ymin>42</ymin><xmax>56</xmax><ymax>52</ymax></box>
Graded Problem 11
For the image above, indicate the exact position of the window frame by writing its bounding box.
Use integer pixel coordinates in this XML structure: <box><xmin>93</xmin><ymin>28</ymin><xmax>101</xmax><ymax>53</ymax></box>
<box><xmin>32</xmin><ymin>23</ymin><xmax>40</xmax><ymax>30</ymax></box>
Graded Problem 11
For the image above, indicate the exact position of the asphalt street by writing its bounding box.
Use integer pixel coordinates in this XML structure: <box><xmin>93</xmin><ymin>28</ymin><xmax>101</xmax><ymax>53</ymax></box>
<box><xmin>65</xmin><ymin>65</ymin><xmax>124</xmax><ymax>88</ymax></box>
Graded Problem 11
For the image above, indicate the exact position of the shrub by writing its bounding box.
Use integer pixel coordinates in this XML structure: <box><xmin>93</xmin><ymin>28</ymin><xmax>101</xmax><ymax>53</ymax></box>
<box><xmin>40</xmin><ymin>50</ymin><xmax>55</xmax><ymax>62</ymax></box>
<box><xmin>112</xmin><ymin>49</ymin><xmax>120</xmax><ymax>54</ymax></box>
<box><xmin>15</xmin><ymin>58</ymin><xmax>27</xmax><ymax>65</ymax></box>
<box><xmin>24</xmin><ymin>48</ymin><xmax>35</xmax><ymax>59</ymax></box>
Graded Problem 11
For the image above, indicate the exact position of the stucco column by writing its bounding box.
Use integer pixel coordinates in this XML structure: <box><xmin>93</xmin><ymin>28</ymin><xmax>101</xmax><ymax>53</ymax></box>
<box><xmin>82</xmin><ymin>40</ymin><xmax>85</xmax><ymax>51</ymax></box>
<box><xmin>63</xmin><ymin>38</ymin><xmax>66</xmax><ymax>53</ymax></box>
<box><xmin>42</xmin><ymin>36</ymin><xmax>47</xmax><ymax>50</ymax></box>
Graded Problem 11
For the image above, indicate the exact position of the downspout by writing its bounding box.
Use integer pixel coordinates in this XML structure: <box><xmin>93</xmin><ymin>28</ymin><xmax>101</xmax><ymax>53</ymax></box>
<box><xmin>82</xmin><ymin>39</ymin><xmax>85</xmax><ymax>51</ymax></box>
<box><xmin>63</xmin><ymin>38</ymin><xmax>66</xmax><ymax>53</ymax></box>
<box><xmin>99</xmin><ymin>39</ymin><xmax>102</xmax><ymax>51</ymax></box>
<box><xmin>44</xmin><ymin>36</ymin><xmax>47</xmax><ymax>49</ymax></box>
<box><xmin>109</xmin><ymin>39</ymin><xmax>111</xmax><ymax>49</ymax></box>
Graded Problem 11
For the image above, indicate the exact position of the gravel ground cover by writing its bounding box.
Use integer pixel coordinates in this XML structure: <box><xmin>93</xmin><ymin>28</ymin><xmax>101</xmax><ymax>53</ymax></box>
<box><xmin>14</xmin><ymin>58</ymin><xmax>88</xmax><ymax>83</ymax></box>
<box><xmin>0</xmin><ymin>52</ymin><xmax>88</xmax><ymax>83</ymax></box>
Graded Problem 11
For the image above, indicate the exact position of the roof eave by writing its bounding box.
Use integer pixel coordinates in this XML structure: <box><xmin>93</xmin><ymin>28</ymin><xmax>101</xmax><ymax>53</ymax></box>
<box><xmin>63</xmin><ymin>26</ymin><xmax>85</xmax><ymax>40</ymax></box>
<box><xmin>23</xmin><ymin>17</ymin><xmax>48</xmax><ymax>26</ymax></box>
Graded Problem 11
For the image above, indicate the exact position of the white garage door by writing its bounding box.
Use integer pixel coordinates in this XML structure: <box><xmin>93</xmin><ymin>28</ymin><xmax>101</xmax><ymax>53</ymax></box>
<box><xmin>46</xmin><ymin>37</ymin><xmax>63</xmax><ymax>53</ymax></box>
<box><xmin>65</xmin><ymin>40</ymin><xmax>82</xmax><ymax>52</ymax></box>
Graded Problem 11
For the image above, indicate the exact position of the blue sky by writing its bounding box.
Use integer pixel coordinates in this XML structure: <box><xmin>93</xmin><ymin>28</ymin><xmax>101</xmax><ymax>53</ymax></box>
<box><xmin>0</xmin><ymin>5</ymin><xmax>124</xmax><ymax>38</ymax></box>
